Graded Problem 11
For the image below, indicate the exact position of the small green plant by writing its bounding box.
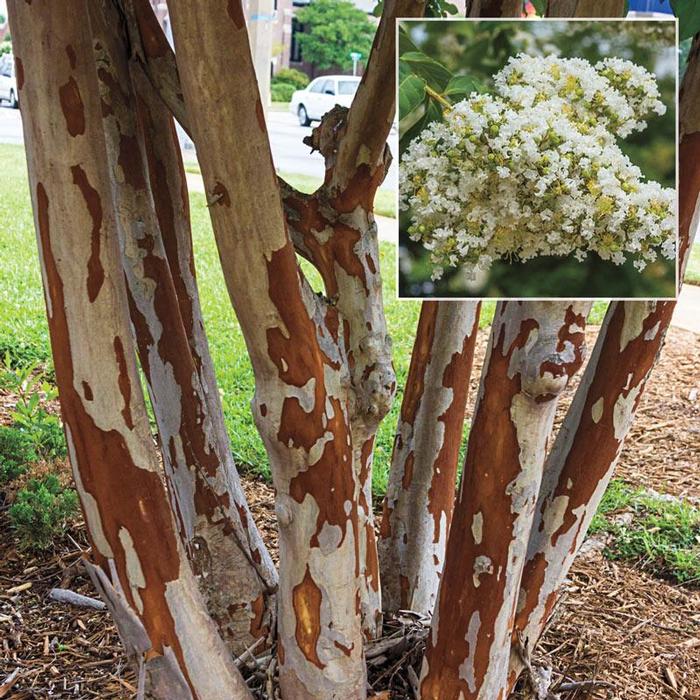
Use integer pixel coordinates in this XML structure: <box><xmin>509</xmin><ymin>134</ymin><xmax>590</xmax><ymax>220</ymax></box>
<box><xmin>273</xmin><ymin>68</ymin><xmax>309</xmax><ymax>90</ymax></box>
<box><xmin>590</xmin><ymin>480</ymin><xmax>700</xmax><ymax>586</ymax></box>
<box><xmin>1</xmin><ymin>353</ymin><xmax>66</xmax><ymax>459</ymax></box>
<box><xmin>9</xmin><ymin>474</ymin><xmax>78</xmax><ymax>550</ymax></box>
<box><xmin>11</xmin><ymin>404</ymin><xmax>66</xmax><ymax>459</ymax></box>
<box><xmin>271</xmin><ymin>82</ymin><xmax>296</xmax><ymax>103</ymax></box>
<box><xmin>0</xmin><ymin>425</ymin><xmax>37</xmax><ymax>484</ymax></box>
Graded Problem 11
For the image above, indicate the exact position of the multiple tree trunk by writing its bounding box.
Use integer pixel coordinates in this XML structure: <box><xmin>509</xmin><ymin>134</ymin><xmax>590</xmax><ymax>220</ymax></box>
<box><xmin>8</xmin><ymin>0</ymin><xmax>697</xmax><ymax>699</ymax></box>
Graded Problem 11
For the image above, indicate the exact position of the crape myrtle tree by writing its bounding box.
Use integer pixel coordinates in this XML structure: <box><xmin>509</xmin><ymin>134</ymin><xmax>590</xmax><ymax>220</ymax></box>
<box><xmin>7</xmin><ymin>0</ymin><xmax>698</xmax><ymax>697</ymax></box>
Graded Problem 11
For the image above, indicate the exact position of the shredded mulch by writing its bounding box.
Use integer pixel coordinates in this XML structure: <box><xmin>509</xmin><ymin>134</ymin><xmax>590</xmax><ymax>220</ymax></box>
<box><xmin>1</xmin><ymin>325</ymin><xmax>698</xmax><ymax>699</ymax></box>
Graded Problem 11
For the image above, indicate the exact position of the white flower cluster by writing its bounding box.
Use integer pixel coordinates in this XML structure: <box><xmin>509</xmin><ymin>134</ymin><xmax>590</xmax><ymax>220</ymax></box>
<box><xmin>400</xmin><ymin>54</ymin><xmax>675</xmax><ymax>281</ymax></box>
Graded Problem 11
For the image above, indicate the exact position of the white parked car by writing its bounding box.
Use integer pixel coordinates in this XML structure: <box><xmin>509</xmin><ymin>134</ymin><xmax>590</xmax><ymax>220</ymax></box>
<box><xmin>289</xmin><ymin>75</ymin><xmax>361</xmax><ymax>126</ymax></box>
<box><xmin>0</xmin><ymin>53</ymin><xmax>18</xmax><ymax>109</ymax></box>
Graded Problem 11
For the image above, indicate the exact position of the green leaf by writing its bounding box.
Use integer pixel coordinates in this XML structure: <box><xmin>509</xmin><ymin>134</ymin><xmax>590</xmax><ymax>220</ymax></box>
<box><xmin>423</xmin><ymin>97</ymin><xmax>443</xmax><ymax>126</ymax></box>
<box><xmin>399</xmin><ymin>63</ymin><xmax>427</xmax><ymax>135</ymax></box>
<box><xmin>672</xmin><ymin>0</ymin><xmax>700</xmax><ymax>40</ymax></box>
<box><xmin>400</xmin><ymin>51</ymin><xmax>452</xmax><ymax>91</ymax></box>
<box><xmin>399</xmin><ymin>95</ymin><xmax>445</xmax><ymax>156</ymax></box>
<box><xmin>399</xmin><ymin>96</ymin><xmax>427</xmax><ymax>135</ymax></box>
<box><xmin>398</xmin><ymin>26</ymin><xmax>421</xmax><ymax>56</ymax></box>
<box><xmin>443</xmin><ymin>75</ymin><xmax>483</xmax><ymax>102</ymax></box>
<box><xmin>372</xmin><ymin>0</ymin><xmax>383</xmax><ymax>17</ymax></box>
<box><xmin>531</xmin><ymin>0</ymin><xmax>547</xmax><ymax>15</ymax></box>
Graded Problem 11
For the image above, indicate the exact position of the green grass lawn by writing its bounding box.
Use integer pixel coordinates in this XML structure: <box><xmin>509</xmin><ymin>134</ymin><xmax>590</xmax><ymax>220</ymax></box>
<box><xmin>685</xmin><ymin>243</ymin><xmax>700</xmax><ymax>285</ymax></box>
<box><xmin>0</xmin><ymin>143</ymin><xmax>610</xmax><ymax>496</ymax></box>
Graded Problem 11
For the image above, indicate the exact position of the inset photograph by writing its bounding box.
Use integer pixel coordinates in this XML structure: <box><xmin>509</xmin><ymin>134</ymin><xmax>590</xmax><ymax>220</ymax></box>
<box><xmin>398</xmin><ymin>19</ymin><xmax>678</xmax><ymax>298</ymax></box>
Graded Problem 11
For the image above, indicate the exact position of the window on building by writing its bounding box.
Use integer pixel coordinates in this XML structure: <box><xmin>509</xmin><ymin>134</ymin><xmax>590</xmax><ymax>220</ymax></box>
<box><xmin>290</xmin><ymin>17</ymin><xmax>303</xmax><ymax>63</ymax></box>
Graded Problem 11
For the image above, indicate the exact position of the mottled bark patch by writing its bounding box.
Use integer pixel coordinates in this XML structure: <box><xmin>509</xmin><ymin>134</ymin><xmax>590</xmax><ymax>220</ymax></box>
<box><xmin>118</xmin><ymin>134</ymin><xmax>148</xmax><ymax>190</ymax></box>
<box><xmin>65</xmin><ymin>44</ymin><xmax>77</xmax><ymax>69</ymax></box>
<box><xmin>226</xmin><ymin>0</ymin><xmax>246</xmax><ymax>28</ymax></box>
<box><xmin>14</xmin><ymin>57</ymin><xmax>24</xmax><ymax>90</ymax></box>
<box><xmin>113</xmin><ymin>336</ymin><xmax>134</xmax><ymax>430</ymax></box>
<box><xmin>211</xmin><ymin>181</ymin><xmax>231</xmax><ymax>207</ymax></box>
<box><xmin>292</xmin><ymin>567</ymin><xmax>325</xmax><ymax>669</ymax></box>
<box><xmin>288</xmin><ymin>397</ymin><xmax>355</xmax><ymax>546</ymax></box>
<box><xmin>255</xmin><ymin>99</ymin><xmax>266</xmax><ymax>131</ymax></box>
<box><xmin>59</xmin><ymin>77</ymin><xmax>85</xmax><ymax>136</ymax></box>
<box><xmin>70</xmin><ymin>165</ymin><xmax>104</xmax><ymax>302</ymax></box>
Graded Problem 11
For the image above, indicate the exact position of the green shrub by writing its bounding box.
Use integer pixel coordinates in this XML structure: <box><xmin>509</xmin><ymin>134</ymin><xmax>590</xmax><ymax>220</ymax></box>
<box><xmin>9</xmin><ymin>475</ymin><xmax>78</xmax><ymax>550</ymax></box>
<box><xmin>0</xmin><ymin>425</ymin><xmax>37</xmax><ymax>484</ymax></box>
<box><xmin>0</xmin><ymin>355</ymin><xmax>66</xmax><ymax>459</ymax></box>
<box><xmin>273</xmin><ymin>68</ymin><xmax>310</xmax><ymax>90</ymax></box>
<box><xmin>271</xmin><ymin>82</ymin><xmax>296</xmax><ymax>103</ymax></box>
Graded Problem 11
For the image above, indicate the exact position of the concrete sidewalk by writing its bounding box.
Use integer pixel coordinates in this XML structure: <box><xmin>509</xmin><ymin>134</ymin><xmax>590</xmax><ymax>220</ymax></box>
<box><xmin>673</xmin><ymin>284</ymin><xmax>700</xmax><ymax>333</ymax></box>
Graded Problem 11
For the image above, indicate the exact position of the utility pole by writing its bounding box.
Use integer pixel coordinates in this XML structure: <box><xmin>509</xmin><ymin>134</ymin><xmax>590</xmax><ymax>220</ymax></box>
<box><xmin>351</xmin><ymin>51</ymin><xmax>362</xmax><ymax>76</ymax></box>
<box><xmin>248</xmin><ymin>0</ymin><xmax>274</xmax><ymax>113</ymax></box>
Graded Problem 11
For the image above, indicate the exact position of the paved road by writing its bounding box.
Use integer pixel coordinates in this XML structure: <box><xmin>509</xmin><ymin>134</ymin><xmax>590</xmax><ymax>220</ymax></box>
<box><xmin>0</xmin><ymin>103</ymin><xmax>22</xmax><ymax>144</ymax></box>
<box><xmin>184</xmin><ymin>110</ymin><xmax>398</xmax><ymax>192</ymax></box>
<box><xmin>0</xmin><ymin>104</ymin><xmax>398</xmax><ymax>191</ymax></box>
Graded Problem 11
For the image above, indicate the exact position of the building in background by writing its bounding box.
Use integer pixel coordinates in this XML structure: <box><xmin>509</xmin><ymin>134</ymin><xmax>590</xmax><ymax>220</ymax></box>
<box><xmin>0</xmin><ymin>0</ymin><xmax>8</xmax><ymax>44</ymax></box>
<box><xmin>149</xmin><ymin>0</ymin><xmax>293</xmax><ymax>80</ymax></box>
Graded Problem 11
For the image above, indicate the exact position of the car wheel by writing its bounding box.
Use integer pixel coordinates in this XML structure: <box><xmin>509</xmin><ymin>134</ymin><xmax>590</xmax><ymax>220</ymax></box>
<box><xmin>10</xmin><ymin>90</ymin><xmax>18</xmax><ymax>109</ymax></box>
<box><xmin>297</xmin><ymin>105</ymin><xmax>310</xmax><ymax>127</ymax></box>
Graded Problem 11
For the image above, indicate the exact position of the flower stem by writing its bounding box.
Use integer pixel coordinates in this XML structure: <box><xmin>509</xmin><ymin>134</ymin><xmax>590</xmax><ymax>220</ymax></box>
<box><xmin>425</xmin><ymin>85</ymin><xmax>452</xmax><ymax>112</ymax></box>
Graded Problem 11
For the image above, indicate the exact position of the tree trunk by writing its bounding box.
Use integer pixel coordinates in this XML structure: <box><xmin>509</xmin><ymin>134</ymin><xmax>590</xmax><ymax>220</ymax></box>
<box><xmin>421</xmin><ymin>301</ymin><xmax>591</xmax><ymax>700</ymax></box>
<box><xmin>8</xmin><ymin>1</ymin><xmax>251</xmax><ymax>696</ymax></box>
<box><xmin>165</xmin><ymin>2</ymin><xmax>371</xmax><ymax>696</ymax></box>
<box><xmin>86</xmin><ymin>0</ymin><xmax>277</xmax><ymax>655</ymax></box>
<box><xmin>466</xmin><ymin>0</ymin><xmax>523</xmax><ymax>16</ymax></box>
<box><xmin>379</xmin><ymin>301</ymin><xmax>480</xmax><ymax>616</ymax></box>
<box><xmin>548</xmin><ymin>0</ymin><xmax>626</xmax><ymax>16</ymax></box>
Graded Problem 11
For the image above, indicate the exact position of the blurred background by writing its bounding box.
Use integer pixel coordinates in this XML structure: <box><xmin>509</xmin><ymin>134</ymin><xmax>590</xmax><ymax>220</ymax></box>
<box><xmin>398</xmin><ymin>20</ymin><xmax>678</xmax><ymax>299</ymax></box>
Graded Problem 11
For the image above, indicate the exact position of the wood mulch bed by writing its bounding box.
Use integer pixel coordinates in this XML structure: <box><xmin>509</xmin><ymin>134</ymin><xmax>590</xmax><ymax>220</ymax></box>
<box><xmin>1</xmin><ymin>325</ymin><xmax>698</xmax><ymax>699</ymax></box>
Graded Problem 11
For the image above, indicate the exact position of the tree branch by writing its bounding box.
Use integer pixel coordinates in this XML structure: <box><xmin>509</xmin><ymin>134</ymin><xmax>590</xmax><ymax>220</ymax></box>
<box><xmin>331</xmin><ymin>0</ymin><xmax>426</xmax><ymax>191</ymax></box>
<box><xmin>120</xmin><ymin>0</ymin><xmax>309</xmax><ymax>211</ymax></box>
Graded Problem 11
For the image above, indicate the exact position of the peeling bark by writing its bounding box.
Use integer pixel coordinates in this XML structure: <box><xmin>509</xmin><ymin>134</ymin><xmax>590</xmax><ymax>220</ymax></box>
<box><xmin>166</xmin><ymin>1</ymin><xmax>366</xmax><ymax>696</ymax></box>
<box><xmin>87</xmin><ymin>1</ymin><xmax>277</xmax><ymax>655</ymax></box>
<box><xmin>379</xmin><ymin>301</ymin><xmax>480</xmax><ymax>616</ymax></box>
<box><xmin>420</xmin><ymin>302</ymin><xmax>591</xmax><ymax>700</ymax></box>
<box><xmin>283</xmin><ymin>112</ymin><xmax>396</xmax><ymax>639</ymax></box>
<box><xmin>273</xmin><ymin>0</ymin><xmax>429</xmax><ymax>641</ymax></box>
<box><xmin>8</xmin><ymin>2</ymin><xmax>251</xmax><ymax>696</ymax></box>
